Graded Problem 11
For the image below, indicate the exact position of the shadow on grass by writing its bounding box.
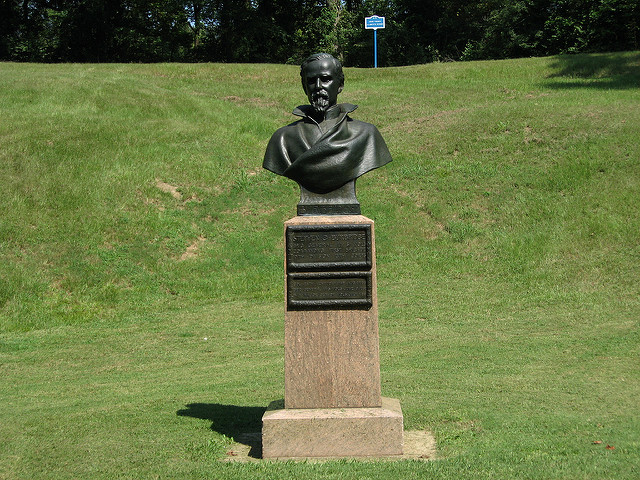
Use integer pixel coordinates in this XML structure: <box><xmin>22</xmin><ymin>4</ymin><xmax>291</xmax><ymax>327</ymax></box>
<box><xmin>177</xmin><ymin>403</ymin><xmax>267</xmax><ymax>458</ymax></box>
<box><xmin>545</xmin><ymin>51</ymin><xmax>640</xmax><ymax>89</ymax></box>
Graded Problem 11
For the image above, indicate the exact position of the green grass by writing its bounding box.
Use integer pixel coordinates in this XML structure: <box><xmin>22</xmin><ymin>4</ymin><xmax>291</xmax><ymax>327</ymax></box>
<box><xmin>1</xmin><ymin>52</ymin><xmax>639</xmax><ymax>478</ymax></box>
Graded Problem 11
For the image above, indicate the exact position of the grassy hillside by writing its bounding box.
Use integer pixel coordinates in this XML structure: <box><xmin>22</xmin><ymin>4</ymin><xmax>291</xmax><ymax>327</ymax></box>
<box><xmin>1</xmin><ymin>52</ymin><xmax>639</xmax><ymax>478</ymax></box>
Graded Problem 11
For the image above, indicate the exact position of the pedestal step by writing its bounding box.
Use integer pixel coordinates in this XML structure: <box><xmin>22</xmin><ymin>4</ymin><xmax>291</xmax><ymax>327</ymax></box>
<box><xmin>262</xmin><ymin>397</ymin><xmax>403</xmax><ymax>459</ymax></box>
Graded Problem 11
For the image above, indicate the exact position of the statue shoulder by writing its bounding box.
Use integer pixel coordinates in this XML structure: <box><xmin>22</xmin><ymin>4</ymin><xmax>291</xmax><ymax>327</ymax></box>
<box><xmin>269</xmin><ymin>118</ymin><xmax>305</xmax><ymax>140</ymax></box>
<box><xmin>345</xmin><ymin>116</ymin><xmax>383</xmax><ymax>135</ymax></box>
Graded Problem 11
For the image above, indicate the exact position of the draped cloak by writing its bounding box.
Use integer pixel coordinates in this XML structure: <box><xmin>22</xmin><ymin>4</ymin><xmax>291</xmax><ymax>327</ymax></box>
<box><xmin>263</xmin><ymin>103</ymin><xmax>393</xmax><ymax>194</ymax></box>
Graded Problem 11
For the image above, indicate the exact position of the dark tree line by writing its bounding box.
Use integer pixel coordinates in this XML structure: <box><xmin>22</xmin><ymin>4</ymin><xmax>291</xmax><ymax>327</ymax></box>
<box><xmin>1</xmin><ymin>0</ymin><xmax>638</xmax><ymax>65</ymax></box>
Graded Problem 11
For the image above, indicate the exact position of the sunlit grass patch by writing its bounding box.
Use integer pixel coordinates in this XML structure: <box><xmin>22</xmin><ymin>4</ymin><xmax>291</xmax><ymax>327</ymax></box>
<box><xmin>1</xmin><ymin>53</ymin><xmax>639</xmax><ymax>478</ymax></box>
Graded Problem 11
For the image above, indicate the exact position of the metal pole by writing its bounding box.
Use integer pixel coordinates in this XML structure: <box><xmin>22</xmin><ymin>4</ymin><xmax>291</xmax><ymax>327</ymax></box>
<box><xmin>374</xmin><ymin>29</ymin><xmax>378</xmax><ymax>68</ymax></box>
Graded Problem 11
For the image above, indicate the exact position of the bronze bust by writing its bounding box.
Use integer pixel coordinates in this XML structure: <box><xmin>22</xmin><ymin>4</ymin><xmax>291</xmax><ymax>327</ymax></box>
<box><xmin>263</xmin><ymin>53</ymin><xmax>392</xmax><ymax>215</ymax></box>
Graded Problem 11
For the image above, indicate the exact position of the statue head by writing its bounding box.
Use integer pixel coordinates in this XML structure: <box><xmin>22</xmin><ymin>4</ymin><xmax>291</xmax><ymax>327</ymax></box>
<box><xmin>300</xmin><ymin>53</ymin><xmax>344</xmax><ymax>116</ymax></box>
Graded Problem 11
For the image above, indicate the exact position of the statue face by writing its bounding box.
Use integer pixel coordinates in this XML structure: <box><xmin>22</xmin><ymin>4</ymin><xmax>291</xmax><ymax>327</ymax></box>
<box><xmin>302</xmin><ymin>58</ymin><xmax>344</xmax><ymax>115</ymax></box>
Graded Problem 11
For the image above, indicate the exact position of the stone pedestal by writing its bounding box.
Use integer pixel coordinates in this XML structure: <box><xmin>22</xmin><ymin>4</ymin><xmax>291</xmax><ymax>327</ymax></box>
<box><xmin>262</xmin><ymin>215</ymin><xmax>403</xmax><ymax>458</ymax></box>
<box><xmin>262</xmin><ymin>397</ymin><xmax>403</xmax><ymax>458</ymax></box>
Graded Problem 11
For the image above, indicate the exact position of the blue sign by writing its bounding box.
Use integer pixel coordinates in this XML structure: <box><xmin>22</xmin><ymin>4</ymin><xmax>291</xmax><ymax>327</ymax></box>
<box><xmin>365</xmin><ymin>16</ymin><xmax>386</xmax><ymax>68</ymax></box>
<box><xmin>365</xmin><ymin>15</ymin><xmax>385</xmax><ymax>30</ymax></box>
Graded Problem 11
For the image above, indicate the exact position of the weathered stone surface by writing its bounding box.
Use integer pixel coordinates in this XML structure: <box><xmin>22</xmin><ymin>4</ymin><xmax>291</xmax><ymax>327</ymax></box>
<box><xmin>284</xmin><ymin>215</ymin><xmax>381</xmax><ymax>409</ymax></box>
<box><xmin>261</xmin><ymin>215</ymin><xmax>403</xmax><ymax>459</ymax></box>
<box><xmin>262</xmin><ymin>397</ymin><xmax>404</xmax><ymax>459</ymax></box>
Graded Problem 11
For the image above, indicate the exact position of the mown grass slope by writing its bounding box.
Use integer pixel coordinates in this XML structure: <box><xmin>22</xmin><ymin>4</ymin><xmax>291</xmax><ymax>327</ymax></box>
<box><xmin>1</xmin><ymin>52</ymin><xmax>639</xmax><ymax>479</ymax></box>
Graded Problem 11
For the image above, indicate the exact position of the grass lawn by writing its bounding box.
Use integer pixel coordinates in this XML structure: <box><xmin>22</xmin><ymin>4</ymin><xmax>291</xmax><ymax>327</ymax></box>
<box><xmin>1</xmin><ymin>52</ymin><xmax>639</xmax><ymax>478</ymax></box>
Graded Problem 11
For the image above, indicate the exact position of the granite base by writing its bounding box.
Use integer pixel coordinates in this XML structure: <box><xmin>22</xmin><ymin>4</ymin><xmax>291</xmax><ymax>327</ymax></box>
<box><xmin>262</xmin><ymin>397</ymin><xmax>403</xmax><ymax>459</ymax></box>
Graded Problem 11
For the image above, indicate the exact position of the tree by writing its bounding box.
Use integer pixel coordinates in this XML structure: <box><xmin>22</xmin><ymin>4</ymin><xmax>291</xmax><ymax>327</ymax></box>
<box><xmin>1</xmin><ymin>0</ymin><xmax>638</xmax><ymax>63</ymax></box>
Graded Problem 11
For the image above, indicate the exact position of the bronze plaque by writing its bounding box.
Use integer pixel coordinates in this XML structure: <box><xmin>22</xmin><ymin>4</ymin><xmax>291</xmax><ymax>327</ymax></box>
<box><xmin>286</xmin><ymin>224</ymin><xmax>372</xmax><ymax>271</ymax></box>
<box><xmin>287</xmin><ymin>272</ymin><xmax>372</xmax><ymax>310</ymax></box>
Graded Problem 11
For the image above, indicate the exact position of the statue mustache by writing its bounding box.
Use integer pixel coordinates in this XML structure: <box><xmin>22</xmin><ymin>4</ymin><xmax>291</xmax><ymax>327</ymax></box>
<box><xmin>312</xmin><ymin>90</ymin><xmax>329</xmax><ymax>100</ymax></box>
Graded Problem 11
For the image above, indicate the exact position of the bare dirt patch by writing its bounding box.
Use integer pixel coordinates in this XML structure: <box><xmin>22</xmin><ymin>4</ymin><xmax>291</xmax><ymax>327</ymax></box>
<box><xmin>523</xmin><ymin>125</ymin><xmax>543</xmax><ymax>144</ymax></box>
<box><xmin>156</xmin><ymin>180</ymin><xmax>182</xmax><ymax>200</ymax></box>
<box><xmin>180</xmin><ymin>236</ymin><xmax>206</xmax><ymax>261</ymax></box>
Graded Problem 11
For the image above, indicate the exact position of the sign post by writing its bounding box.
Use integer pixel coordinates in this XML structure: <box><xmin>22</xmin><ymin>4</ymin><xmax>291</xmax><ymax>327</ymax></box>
<box><xmin>364</xmin><ymin>15</ymin><xmax>385</xmax><ymax>68</ymax></box>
